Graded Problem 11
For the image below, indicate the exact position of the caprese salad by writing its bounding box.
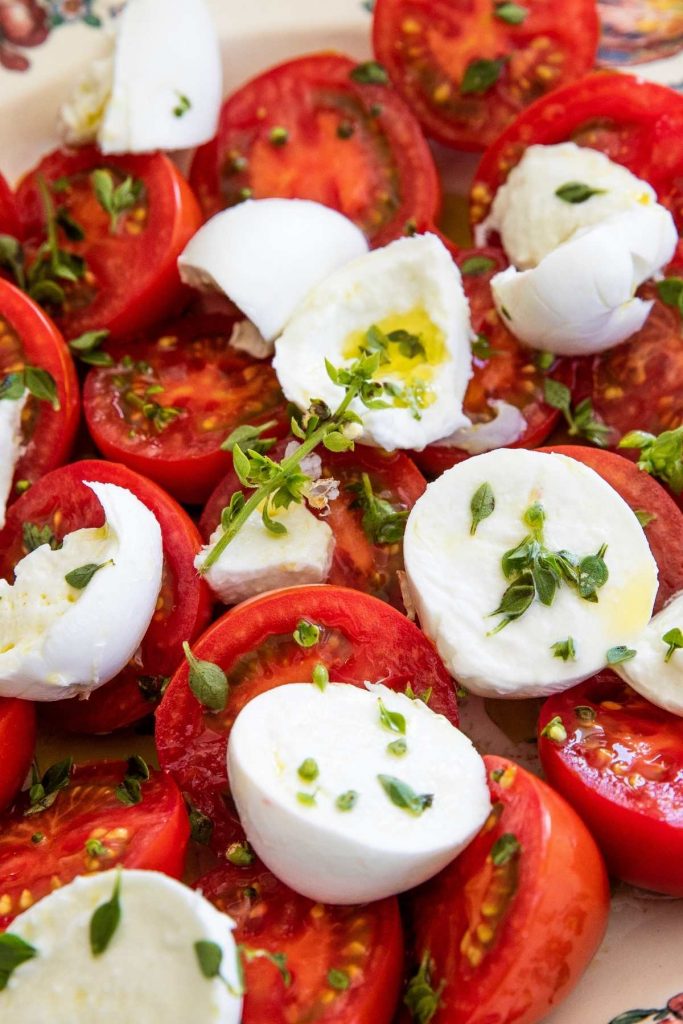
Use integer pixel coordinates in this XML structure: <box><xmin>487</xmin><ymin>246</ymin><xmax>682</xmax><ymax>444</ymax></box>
<box><xmin>0</xmin><ymin>1</ymin><xmax>682</xmax><ymax>1022</ymax></box>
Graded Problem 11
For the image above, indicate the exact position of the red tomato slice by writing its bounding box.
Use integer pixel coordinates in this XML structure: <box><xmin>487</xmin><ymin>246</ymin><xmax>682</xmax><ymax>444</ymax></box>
<box><xmin>538</xmin><ymin>445</ymin><xmax>683</xmax><ymax>611</ymax></box>
<box><xmin>200</xmin><ymin>442</ymin><xmax>426</xmax><ymax>610</ymax></box>
<box><xmin>195</xmin><ymin>860</ymin><xmax>403</xmax><ymax>1024</ymax></box>
<box><xmin>83</xmin><ymin>313</ymin><xmax>289</xmax><ymax>505</ymax></box>
<box><xmin>372</xmin><ymin>0</ymin><xmax>599</xmax><ymax>151</ymax></box>
<box><xmin>0</xmin><ymin>699</ymin><xmax>36</xmax><ymax>813</ymax></box>
<box><xmin>0</xmin><ymin>759</ymin><xmax>189</xmax><ymax>929</ymax></box>
<box><xmin>0</xmin><ymin>171</ymin><xmax>20</xmax><ymax>236</ymax></box>
<box><xmin>0</xmin><ymin>278</ymin><xmax>79</xmax><ymax>499</ymax></box>
<box><xmin>405</xmin><ymin>754</ymin><xmax>609</xmax><ymax>1024</ymax></box>
<box><xmin>539</xmin><ymin>674</ymin><xmax>683</xmax><ymax>896</ymax></box>
<box><xmin>15</xmin><ymin>147</ymin><xmax>201</xmax><ymax>340</ymax></box>
<box><xmin>155</xmin><ymin>585</ymin><xmax>457</xmax><ymax>851</ymax></box>
<box><xmin>0</xmin><ymin>459</ymin><xmax>212</xmax><ymax>734</ymax></box>
<box><xmin>414</xmin><ymin>247</ymin><xmax>571</xmax><ymax>477</ymax></box>
<box><xmin>470</xmin><ymin>72</ymin><xmax>683</xmax><ymax>255</ymax></box>
<box><xmin>189</xmin><ymin>52</ymin><xmax>440</xmax><ymax>247</ymax></box>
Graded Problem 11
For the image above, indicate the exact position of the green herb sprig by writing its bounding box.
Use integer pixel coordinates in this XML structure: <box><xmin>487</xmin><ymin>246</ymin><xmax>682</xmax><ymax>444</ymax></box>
<box><xmin>543</xmin><ymin>379</ymin><xmax>611</xmax><ymax>447</ymax></box>
<box><xmin>619</xmin><ymin>426</ymin><xmax>683</xmax><ymax>494</ymax></box>
<box><xmin>404</xmin><ymin>950</ymin><xmax>445</xmax><ymax>1024</ymax></box>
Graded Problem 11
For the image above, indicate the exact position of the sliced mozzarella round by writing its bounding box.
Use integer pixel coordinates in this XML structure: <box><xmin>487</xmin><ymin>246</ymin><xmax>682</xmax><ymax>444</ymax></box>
<box><xmin>273</xmin><ymin>233</ymin><xmax>473</xmax><ymax>451</ymax></box>
<box><xmin>490</xmin><ymin>205</ymin><xmax>677</xmax><ymax>356</ymax></box>
<box><xmin>228</xmin><ymin>682</ymin><xmax>491</xmax><ymax>904</ymax></box>
<box><xmin>2</xmin><ymin>870</ymin><xmax>241</xmax><ymax>1024</ymax></box>
<box><xmin>433</xmin><ymin>399</ymin><xmax>526</xmax><ymax>454</ymax></box>
<box><xmin>60</xmin><ymin>0</ymin><xmax>222</xmax><ymax>154</ymax></box>
<box><xmin>477</xmin><ymin>142</ymin><xmax>659</xmax><ymax>269</ymax></box>
<box><xmin>0</xmin><ymin>390</ymin><xmax>27</xmax><ymax>529</ymax></box>
<box><xmin>196</xmin><ymin>500</ymin><xmax>334</xmax><ymax>606</ymax></box>
<box><xmin>179</xmin><ymin>199</ymin><xmax>369</xmax><ymax>344</ymax></box>
<box><xmin>615</xmin><ymin>591</ymin><xmax>683</xmax><ymax>717</ymax></box>
<box><xmin>0</xmin><ymin>481</ymin><xmax>163</xmax><ymax>701</ymax></box>
<box><xmin>404</xmin><ymin>449</ymin><xmax>658</xmax><ymax>699</ymax></box>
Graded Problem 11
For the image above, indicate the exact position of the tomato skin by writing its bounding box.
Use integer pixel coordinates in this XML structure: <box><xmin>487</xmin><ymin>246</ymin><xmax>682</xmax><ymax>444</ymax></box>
<box><xmin>0</xmin><ymin>278</ymin><xmax>80</xmax><ymax>498</ymax></box>
<box><xmin>373</xmin><ymin>0</ymin><xmax>599</xmax><ymax>151</ymax></box>
<box><xmin>0</xmin><ymin>171</ymin><xmax>20</xmax><ymax>236</ymax></box>
<box><xmin>539</xmin><ymin>675</ymin><xmax>683</xmax><ymax>897</ymax></box>
<box><xmin>0</xmin><ymin>760</ymin><xmax>190</xmax><ymax>929</ymax></box>
<box><xmin>538</xmin><ymin>445</ymin><xmax>683</xmax><ymax>612</ymax></box>
<box><xmin>195</xmin><ymin>860</ymin><xmax>403</xmax><ymax>1024</ymax></box>
<box><xmin>155</xmin><ymin>584</ymin><xmax>457</xmax><ymax>851</ymax></box>
<box><xmin>0</xmin><ymin>699</ymin><xmax>36</xmax><ymax>813</ymax></box>
<box><xmin>189</xmin><ymin>52</ymin><xmax>440</xmax><ymax>247</ymax></box>
<box><xmin>405</xmin><ymin>755</ymin><xmax>609</xmax><ymax>1024</ymax></box>
<box><xmin>0</xmin><ymin>459</ymin><xmax>212</xmax><ymax>734</ymax></box>
<box><xmin>15</xmin><ymin>147</ymin><xmax>202</xmax><ymax>340</ymax></box>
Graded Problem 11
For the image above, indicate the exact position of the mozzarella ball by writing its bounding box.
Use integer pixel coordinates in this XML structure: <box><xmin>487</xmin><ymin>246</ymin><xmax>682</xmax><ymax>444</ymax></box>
<box><xmin>404</xmin><ymin>449</ymin><xmax>658</xmax><ymax>699</ymax></box>
<box><xmin>179</xmin><ymin>199</ymin><xmax>369</xmax><ymax>343</ymax></box>
<box><xmin>2</xmin><ymin>870</ymin><xmax>241</xmax><ymax>1024</ymax></box>
<box><xmin>273</xmin><ymin>233</ymin><xmax>473</xmax><ymax>451</ymax></box>
<box><xmin>228</xmin><ymin>682</ymin><xmax>491</xmax><ymax>904</ymax></box>
<box><xmin>616</xmin><ymin>591</ymin><xmax>683</xmax><ymax>717</ymax></box>
<box><xmin>0</xmin><ymin>481</ymin><xmax>163</xmax><ymax>701</ymax></box>
<box><xmin>490</xmin><ymin>205</ymin><xmax>677</xmax><ymax>356</ymax></box>
<box><xmin>478</xmin><ymin>142</ymin><xmax>659</xmax><ymax>269</ymax></box>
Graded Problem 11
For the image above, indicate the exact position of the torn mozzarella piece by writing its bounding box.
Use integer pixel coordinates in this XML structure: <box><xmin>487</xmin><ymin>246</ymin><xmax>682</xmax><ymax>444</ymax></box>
<box><xmin>434</xmin><ymin>399</ymin><xmax>526</xmax><ymax>454</ymax></box>
<box><xmin>228</xmin><ymin>682</ymin><xmax>491</xmax><ymax>904</ymax></box>
<box><xmin>0</xmin><ymin>390</ymin><xmax>27</xmax><ymax>529</ymax></box>
<box><xmin>616</xmin><ymin>591</ymin><xmax>683</xmax><ymax>717</ymax></box>
<box><xmin>228</xmin><ymin>320</ymin><xmax>272</xmax><ymax>359</ymax></box>
<box><xmin>0</xmin><ymin>481</ymin><xmax>163</xmax><ymax>701</ymax></box>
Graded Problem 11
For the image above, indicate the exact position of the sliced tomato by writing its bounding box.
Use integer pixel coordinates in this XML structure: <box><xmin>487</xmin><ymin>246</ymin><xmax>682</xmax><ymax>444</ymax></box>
<box><xmin>471</xmin><ymin>72</ymin><xmax>683</xmax><ymax>257</ymax></box>
<box><xmin>15</xmin><ymin>147</ymin><xmax>201</xmax><ymax>340</ymax></box>
<box><xmin>0</xmin><ymin>278</ymin><xmax>79</xmax><ymax>499</ymax></box>
<box><xmin>195</xmin><ymin>859</ymin><xmax>403</xmax><ymax>1023</ymax></box>
<box><xmin>0</xmin><ymin>699</ymin><xmax>36</xmax><ymax>813</ymax></box>
<box><xmin>539</xmin><ymin>674</ymin><xmax>683</xmax><ymax>896</ymax></box>
<box><xmin>200</xmin><ymin>442</ymin><xmax>426</xmax><ymax>610</ymax></box>
<box><xmin>538</xmin><ymin>445</ymin><xmax>683</xmax><ymax>611</ymax></box>
<box><xmin>0</xmin><ymin>459</ymin><xmax>212</xmax><ymax>733</ymax></box>
<box><xmin>83</xmin><ymin>313</ymin><xmax>288</xmax><ymax>504</ymax></box>
<box><xmin>0</xmin><ymin>759</ymin><xmax>189</xmax><ymax>929</ymax></box>
<box><xmin>155</xmin><ymin>585</ymin><xmax>457</xmax><ymax>851</ymax></box>
<box><xmin>414</xmin><ymin>247</ymin><xmax>572</xmax><ymax>477</ymax></box>
<box><xmin>372</xmin><ymin>0</ymin><xmax>599</xmax><ymax>151</ymax></box>
<box><xmin>405</xmin><ymin>755</ymin><xmax>609</xmax><ymax>1024</ymax></box>
<box><xmin>189</xmin><ymin>52</ymin><xmax>440</xmax><ymax>247</ymax></box>
<box><xmin>0</xmin><ymin>171</ymin><xmax>19</xmax><ymax>236</ymax></box>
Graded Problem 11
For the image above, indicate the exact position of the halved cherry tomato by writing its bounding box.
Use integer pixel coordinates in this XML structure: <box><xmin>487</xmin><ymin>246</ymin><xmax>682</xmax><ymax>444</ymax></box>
<box><xmin>0</xmin><ymin>459</ymin><xmax>212</xmax><ymax>734</ymax></box>
<box><xmin>195</xmin><ymin>859</ymin><xmax>403</xmax><ymax>1023</ymax></box>
<box><xmin>404</xmin><ymin>754</ymin><xmax>609</xmax><ymax>1024</ymax></box>
<box><xmin>189</xmin><ymin>52</ymin><xmax>440</xmax><ymax>247</ymax></box>
<box><xmin>200</xmin><ymin>442</ymin><xmax>426</xmax><ymax>610</ymax></box>
<box><xmin>0</xmin><ymin>759</ymin><xmax>189</xmax><ymax>929</ymax></box>
<box><xmin>538</xmin><ymin>445</ymin><xmax>683</xmax><ymax>611</ymax></box>
<box><xmin>0</xmin><ymin>278</ymin><xmax>79</xmax><ymax>499</ymax></box>
<box><xmin>15</xmin><ymin>147</ymin><xmax>201</xmax><ymax>340</ymax></box>
<box><xmin>0</xmin><ymin>171</ymin><xmax>19</xmax><ymax>236</ymax></box>
<box><xmin>414</xmin><ymin>247</ymin><xmax>572</xmax><ymax>477</ymax></box>
<box><xmin>83</xmin><ymin>313</ymin><xmax>288</xmax><ymax>505</ymax></box>
<box><xmin>470</xmin><ymin>72</ymin><xmax>683</xmax><ymax>257</ymax></box>
<box><xmin>155</xmin><ymin>585</ymin><xmax>457</xmax><ymax>851</ymax></box>
<box><xmin>372</xmin><ymin>0</ymin><xmax>599</xmax><ymax>151</ymax></box>
<box><xmin>0</xmin><ymin>699</ymin><xmax>36</xmax><ymax>813</ymax></box>
<box><xmin>539</xmin><ymin>674</ymin><xmax>683</xmax><ymax>896</ymax></box>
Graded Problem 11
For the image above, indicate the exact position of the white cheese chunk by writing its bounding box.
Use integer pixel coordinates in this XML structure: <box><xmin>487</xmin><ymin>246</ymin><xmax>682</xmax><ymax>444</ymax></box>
<box><xmin>196</xmin><ymin>501</ymin><xmax>335</xmax><ymax>605</ymax></box>
<box><xmin>179</xmin><ymin>199</ymin><xmax>369</xmax><ymax>343</ymax></box>
<box><xmin>2</xmin><ymin>870</ymin><xmax>242</xmax><ymax>1024</ymax></box>
<box><xmin>490</xmin><ymin>205</ymin><xmax>677</xmax><ymax>356</ymax></box>
<box><xmin>0</xmin><ymin>391</ymin><xmax>26</xmax><ymax>529</ymax></box>
<box><xmin>616</xmin><ymin>591</ymin><xmax>683</xmax><ymax>717</ymax></box>
<box><xmin>228</xmin><ymin>682</ymin><xmax>491</xmax><ymax>904</ymax></box>
<box><xmin>0</xmin><ymin>481</ymin><xmax>163</xmax><ymax>701</ymax></box>
<box><xmin>404</xmin><ymin>449</ymin><xmax>658</xmax><ymax>699</ymax></box>
<box><xmin>228</xmin><ymin>319</ymin><xmax>273</xmax><ymax>359</ymax></box>
<box><xmin>433</xmin><ymin>399</ymin><xmax>526</xmax><ymax>454</ymax></box>
<box><xmin>273</xmin><ymin>233</ymin><xmax>474</xmax><ymax>451</ymax></box>
<box><xmin>477</xmin><ymin>142</ymin><xmax>659</xmax><ymax>269</ymax></box>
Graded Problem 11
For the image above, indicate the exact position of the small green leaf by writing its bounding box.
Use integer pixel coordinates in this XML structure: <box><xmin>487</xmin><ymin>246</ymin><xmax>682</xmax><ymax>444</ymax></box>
<box><xmin>64</xmin><ymin>560</ymin><xmax>112</xmax><ymax>590</ymax></box>
<box><xmin>188</xmin><ymin>804</ymin><xmax>214</xmax><ymax>846</ymax></box>
<box><xmin>0</xmin><ymin>372</ymin><xmax>26</xmax><ymax>401</ymax></box>
<box><xmin>183</xmin><ymin>642</ymin><xmax>228</xmax><ymax>712</ymax></box>
<box><xmin>555</xmin><ymin>181</ymin><xmax>607</xmax><ymax>204</ymax></box>
<box><xmin>619</xmin><ymin>426</ymin><xmax>683</xmax><ymax>495</ymax></box>
<box><xmin>471</xmin><ymin>333</ymin><xmax>499</xmax><ymax>360</ymax></box>
<box><xmin>194</xmin><ymin>939</ymin><xmax>223</xmax><ymax>979</ymax></box>
<box><xmin>240</xmin><ymin>945</ymin><xmax>291</xmax><ymax>986</ymax></box>
<box><xmin>470</xmin><ymin>482</ymin><xmax>495</xmax><ymax>536</ymax></box>
<box><xmin>336</xmin><ymin>790</ymin><xmax>359</xmax><ymax>811</ymax></box>
<box><xmin>25</xmin><ymin>757</ymin><xmax>73</xmax><ymax>816</ymax></box>
<box><xmin>543</xmin><ymin>377</ymin><xmax>571</xmax><ymax>414</ymax></box>
<box><xmin>574</xmin><ymin>705</ymin><xmax>596</xmax><ymax>723</ymax></box>
<box><xmin>403</xmin><ymin>951</ymin><xmax>445</xmax><ymax>1024</ymax></box>
<box><xmin>0</xmin><ymin>934</ymin><xmax>38</xmax><ymax>990</ymax></box>
<box><xmin>378</xmin><ymin>697</ymin><xmax>406</xmax><ymax>735</ymax></box>
<box><xmin>90</xmin><ymin>871</ymin><xmax>122</xmax><ymax>956</ymax></box>
<box><xmin>55</xmin><ymin>207</ymin><xmax>85</xmax><ymax>241</ymax></box>
<box><xmin>490</xmin><ymin>832</ymin><xmax>521</xmax><ymax>865</ymax></box>
<box><xmin>387</xmin><ymin>738</ymin><xmax>408</xmax><ymax>757</ymax></box>
<box><xmin>68</xmin><ymin>328</ymin><xmax>110</xmax><ymax>358</ymax></box>
<box><xmin>85</xmin><ymin>838</ymin><xmax>108</xmax><ymax>857</ymax></box>
<box><xmin>656</xmin><ymin>276</ymin><xmax>683</xmax><ymax>312</ymax></box>
<box><xmin>551</xmin><ymin>637</ymin><xmax>576</xmax><ymax>662</ymax></box>
<box><xmin>297</xmin><ymin>758</ymin><xmax>319</xmax><ymax>782</ymax></box>
<box><xmin>662</xmin><ymin>627</ymin><xmax>683</xmax><ymax>663</ymax></box>
<box><xmin>349</xmin><ymin>61</ymin><xmax>389</xmax><ymax>85</ymax></box>
<box><xmin>634</xmin><ymin>509</ymin><xmax>656</xmax><ymax>528</ymax></box>
<box><xmin>269</xmin><ymin>125</ymin><xmax>289</xmax><ymax>145</ymax></box>
<box><xmin>327</xmin><ymin>968</ymin><xmax>350</xmax><ymax>991</ymax></box>
<box><xmin>296</xmin><ymin>790</ymin><xmax>317</xmax><ymax>806</ymax></box>
<box><xmin>173</xmin><ymin>92</ymin><xmax>192</xmax><ymax>118</ymax></box>
<box><xmin>377</xmin><ymin>774</ymin><xmax>433</xmax><ymax>816</ymax></box>
<box><xmin>487</xmin><ymin>575</ymin><xmax>535</xmax><ymax>634</ymax></box>
<box><xmin>91</xmin><ymin>169</ymin><xmax>143</xmax><ymax>232</ymax></box>
<box><xmin>293</xmin><ymin>619</ymin><xmax>321</xmax><ymax>648</ymax></box>
<box><xmin>494</xmin><ymin>1</ymin><xmax>529</xmax><ymax>24</ymax></box>
<box><xmin>607</xmin><ymin>646</ymin><xmax>637</xmax><ymax>665</ymax></box>
<box><xmin>541</xmin><ymin>715</ymin><xmax>568</xmax><ymax>743</ymax></box>
<box><xmin>312</xmin><ymin>663</ymin><xmax>329</xmax><ymax>691</ymax></box>
<box><xmin>0</xmin><ymin>234</ymin><xmax>26</xmax><ymax>288</ymax></box>
<box><xmin>534</xmin><ymin>350</ymin><xmax>555</xmax><ymax>371</ymax></box>
<box><xmin>226</xmin><ymin>841</ymin><xmax>255</xmax><ymax>866</ymax></box>
<box><xmin>24</xmin><ymin>366</ymin><xmax>60</xmax><ymax>411</ymax></box>
<box><xmin>350</xmin><ymin>473</ymin><xmax>408</xmax><ymax>545</ymax></box>
<box><xmin>115</xmin><ymin>777</ymin><xmax>142</xmax><ymax>806</ymax></box>
<box><xmin>220</xmin><ymin>420</ymin><xmax>277</xmax><ymax>455</ymax></box>
<box><xmin>608</xmin><ymin>1012</ymin><xmax>662</xmax><ymax>1024</ymax></box>
<box><xmin>461</xmin><ymin>58</ymin><xmax>506</xmax><ymax>95</ymax></box>
<box><xmin>460</xmin><ymin>255</ymin><xmax>496</xmax><ymax>276</ymax></box>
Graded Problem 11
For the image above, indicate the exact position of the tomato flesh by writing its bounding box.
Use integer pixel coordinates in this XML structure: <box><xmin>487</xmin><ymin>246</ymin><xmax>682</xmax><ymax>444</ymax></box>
<box><xmin>0</xmin><ymin>171</ymin><xmax>19</xmax><ymax>236</ymax></box>
<box><xmin>0</xmin><ymin>699</ymin><xmax>36</xmax><ymax>814</ymax></box>
<box><xmin>195</xmin><ymin>860</ymin><xmax>403</xmax><ymax>1023</ymax></box>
